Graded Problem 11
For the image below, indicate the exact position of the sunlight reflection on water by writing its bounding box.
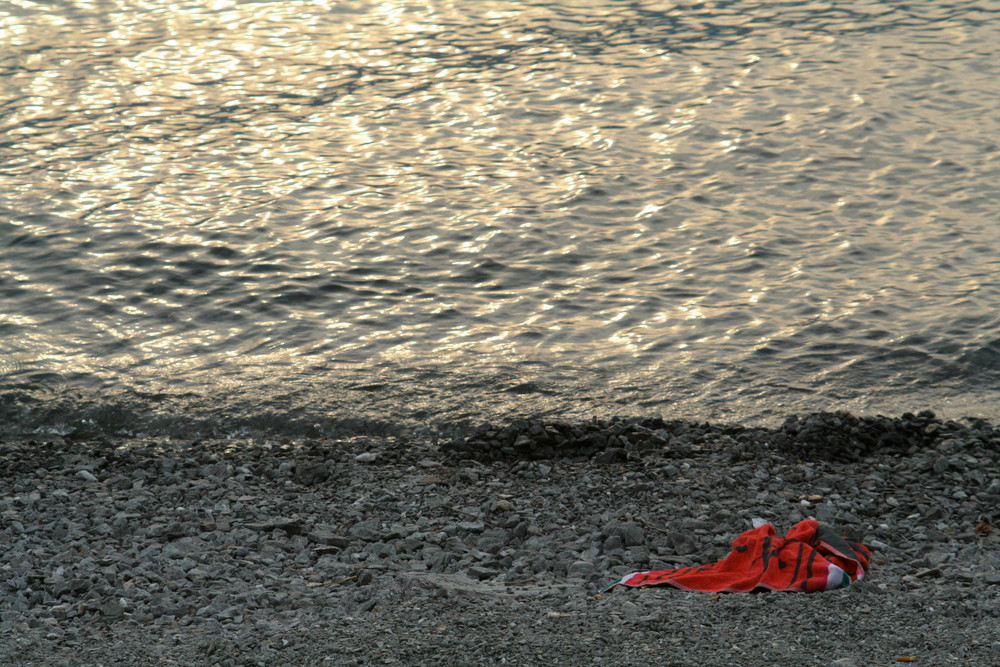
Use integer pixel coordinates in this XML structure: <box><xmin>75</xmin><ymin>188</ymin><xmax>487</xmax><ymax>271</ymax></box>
<box><xmin>1</xmin><ymin>0</ymin><xmax>999</xmax><ymax>434</ymax></box>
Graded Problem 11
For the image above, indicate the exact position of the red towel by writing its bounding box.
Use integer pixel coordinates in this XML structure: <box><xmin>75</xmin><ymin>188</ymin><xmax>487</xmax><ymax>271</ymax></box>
<box><xmin>603</xmin><ymin>520</ymin><xmax>871</xmax><ymax>593</ymax></box>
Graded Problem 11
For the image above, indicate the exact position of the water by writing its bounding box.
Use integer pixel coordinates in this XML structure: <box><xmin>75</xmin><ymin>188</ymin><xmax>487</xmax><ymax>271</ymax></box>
<box><xmin>2</xmin><ymin>0</ymin><xmax>999</xmax><ymax>438</ymax></box>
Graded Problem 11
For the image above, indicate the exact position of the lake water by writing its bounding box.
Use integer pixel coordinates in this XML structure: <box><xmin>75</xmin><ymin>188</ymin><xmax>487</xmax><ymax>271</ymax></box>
<box><xmin>2</xmin><ymin>0</ymin><xmax>999</xmax><ymax>438</ymax></box>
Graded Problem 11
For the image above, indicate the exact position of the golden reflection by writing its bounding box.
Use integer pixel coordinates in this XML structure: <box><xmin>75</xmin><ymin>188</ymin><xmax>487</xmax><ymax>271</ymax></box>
<box><xmin>2</xmin><ymin>0</ymin><xmax>995</xmax><ymax>410</ymax></box>
<box><xmin>0</xmin><ymin>314</ymin><xmax>38</xmax><ymax>327</ymax></box>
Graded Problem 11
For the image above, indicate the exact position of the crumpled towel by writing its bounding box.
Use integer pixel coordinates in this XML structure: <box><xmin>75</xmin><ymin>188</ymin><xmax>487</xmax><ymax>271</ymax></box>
<box><xmin>603</xmin><ymin>519</ymin><xmax>871</xmax><ymax>593</ymax></box>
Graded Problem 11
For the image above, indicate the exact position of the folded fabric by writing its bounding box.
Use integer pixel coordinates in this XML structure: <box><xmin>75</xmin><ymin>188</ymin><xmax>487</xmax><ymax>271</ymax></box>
<box><xmin>603</xmin><ymin>519</ymin><xmax>871</xmax><ymax>593</ymax></box>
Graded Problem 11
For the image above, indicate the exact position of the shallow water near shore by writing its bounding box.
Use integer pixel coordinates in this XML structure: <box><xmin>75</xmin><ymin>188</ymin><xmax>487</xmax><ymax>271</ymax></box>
<box><xmin>2</xmin><ymin>1</ymin><xmax>999</xmax><ymax>438</ymax></box>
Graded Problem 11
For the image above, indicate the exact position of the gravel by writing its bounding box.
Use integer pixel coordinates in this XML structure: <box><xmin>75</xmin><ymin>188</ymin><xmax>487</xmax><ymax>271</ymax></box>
<box><xmin>1</xmin><ymin>411</ymin><xmax>998</xmax><ymax>665</ymax></box>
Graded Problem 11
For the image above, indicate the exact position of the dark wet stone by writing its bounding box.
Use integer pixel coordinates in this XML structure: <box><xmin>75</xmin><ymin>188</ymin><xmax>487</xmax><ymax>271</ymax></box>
<box><xmin>467</xmin><ymin>566</ymin><xmax>497</xmax><ymax>581</ymax></box>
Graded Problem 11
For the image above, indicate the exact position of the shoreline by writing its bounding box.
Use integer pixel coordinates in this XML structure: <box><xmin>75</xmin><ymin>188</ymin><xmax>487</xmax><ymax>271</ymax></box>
<box><xmin>2</xmin><ymin>412</ymin><xmax>998</xmax><ymax>665</ymax></box>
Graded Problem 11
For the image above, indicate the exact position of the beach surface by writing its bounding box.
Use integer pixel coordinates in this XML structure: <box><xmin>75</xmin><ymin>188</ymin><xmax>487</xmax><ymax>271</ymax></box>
<box><xmin>2</xmin><ymin>412</ymin><xmax>998</xmax><ymax>665</ymax></box>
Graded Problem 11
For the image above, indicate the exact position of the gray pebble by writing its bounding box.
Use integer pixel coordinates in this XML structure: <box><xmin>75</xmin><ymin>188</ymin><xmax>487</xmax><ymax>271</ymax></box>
<box><xmin>1</xmin><ymin>412</ymin><xmax>997</xmax><ymax>666</ymax></box>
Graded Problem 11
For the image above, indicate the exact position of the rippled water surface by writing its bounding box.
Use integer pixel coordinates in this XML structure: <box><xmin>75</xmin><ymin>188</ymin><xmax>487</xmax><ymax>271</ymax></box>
<box><xmin>2</xmin><ymin>0</ymin><xmax>999</xmax><ymax>436</ymax></box>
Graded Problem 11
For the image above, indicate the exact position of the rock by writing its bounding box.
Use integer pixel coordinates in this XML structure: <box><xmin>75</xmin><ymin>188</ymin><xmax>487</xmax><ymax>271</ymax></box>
<box><xmin>245</xmin><ymin>518</ymin><xmax>303</xmax><ymax>536</ymax></box>
<box><xmin>467</xmin><ymin>566</ymin><xmax>497</xmax><ymax>581</ymax></box>
<box><xmin>663</xmin><ymin>532</ymin><xmax>698</xmax><ymax>555</ymax></box>
<box><xmin>815</xmin><ymin>504</ymin><xmax>838</xmax><ymax>522</ymax></box>
<box><xmin>476</xmin><ymin>529</ymin><xmax>511</xmax><ymax>553</ymax></box>
<box><xmin>307</xmin><ymin>526</ymin><xmax>350</xmax><ymax>548</ymax></box>
<box><xmin>594</xmin><ymin>448</ymin><xmax>627</xmax><ymax>464</ymax></box>
<box><xmin>605</xmin><ymin>522</ymin><xmax>645</xmax><ymax>547</ymax></box>
<box><xmin>201</xmin><ymin>462</ymin><xmax>230</xmax><ymax>481</ymax></box>
<box><xmin>0</xmin><ymin>412</ymin><xmax>997</xmax><ymax>665</ymax></box>
<box><xmin>513</xmin><ymin>435</ymin><xmax>533</xmax><ymax>449</ymax></box>
<box><xmin>349</xmin><ymin>519</ymin><xmax>382</xmax><ymax>542</ymax></box>
<box><xmin>914</xmin><ymin>567</ymin><xmax>943</xmax><ymax>579</ymax></box>
<box><xmin>491</xmin><ymin>499</ymin><xmax>514</xmax><ymax>512</ymax></box>
<box><xmin>293</xmin><ymin>462</ymin><xmax>330</xmax><ymax>485</ymax></box>
<box><xmin>99</xmin><ymin>600</ymin><xmax>124</xmax><ymax>619</ymax></box>
<box><xmin>620</xmin><ymin>601</ymin><xmax>642</xmax><ymax>619</ymax></box>
<box><xmin>355</xmin><ymin>452</ymin><xmax>378</xmax><ymax>463</ymax></box>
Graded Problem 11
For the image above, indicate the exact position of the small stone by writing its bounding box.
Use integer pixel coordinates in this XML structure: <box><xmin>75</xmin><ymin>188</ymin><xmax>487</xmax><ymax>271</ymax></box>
<box><xmin>663</xmin><ymin>532</ymin><xmax>697</xmax><ymax>555</ymax></box>
<box><xmin>491</xmin><ymin>499</ymin><xmax>514</xmax><ymax>512</ymax></box>
<box><xmin>594</xmin><ymin>448</ymin><xmax>627</xmax><ymax>464</ymax></box>
<box><xmin>915</xmin><ymin>566</ymin><xmax>943</xmax><ymax>579</ymax></box>
<box><xmin>355</xmin><ymin>452</ymin><xmax>378</xmax><ymax>463</ymax></box>
<box><xmin>621</xmin><ymin>601</ymin><xmax>642</xmax><ymax>619</ymax></box>
<box><xmin>100</xmin><ymin>600</ymin><xmax>124</xmax><ymax>619</ymax></box>
<box><xmin>627</xmin><ymin>546</ymin><xmax>651</xmax><ymax>565</ymax></box>
<box><xmin>314</xmin><ymin>546</ymin><xmax>341</xmax><ymax>556</ymax></box>
<box><xmin>925</xmin><ymin>550</ymin><xmax>952</xmax><ymax>566</ymax></box>
<box><xmin>568</xmin><ymin>561</ymin><xmax>595</xmax><ymax>578</ymax></box>
<box><xmin>840</xmin><ymin>510</ymin><xmax>862</xmax><ymax>524</ymax></box>
<box><xmin>349</xmin><ymin>519</ymin><xmax>382</xmax><ymax>541</ymax></box>
<box><xmin>603</xmin><ymin>535</ymin><xmax>624</xmax><ymax>552</ymax></box>
<box><xmin>513</xmin><ymin>435</ymin><xmax>533</xmax><ymax>448</ymax></box>
<box><xmin>294</xmin><ymin>462</ymin><xmax>330</xmax><ymax>486</ymax></box>
<box><xmin>246</xmin><ymin>518</ymin><xmax>303</xmax><ymax>536</ymax></box>
<box><xmin>426</xmin><ymin>551</ymin><xmax>452</xmax><ymax>572</ymax></box>
<box><xmin>606</xmin><ymin>522</ymin><xmax>645</xmax><ymax>547</ymax></box>
<box><xmin>815</xmin><ymin>504</ymin><xmax>838</xmax><ymax>523</ymax></box>
<box><xmin>467</xmin><ymin>566</ymin><xmax>497</xmax><ymax>581</ymax></box>
<box><xmin>201</xmin><ymin>462</ymin><xmax>230</xmax><ymax>481</ymax></box>
<box><xmin>307</xmin><ymin>526</ymin><xmax>351</xmax><ymax>548</ymax></box>
<box><xmin>77</xmin><ymin>470</ymin><xmax>98</xmax><ymax>483</ymax></box>
<box><xmin>476</xmin><ymin>529</ymin><xmax>511</xmax><ymax>553</ymax></box>
<box><xmin>216</xmin><ymin>607</ymin><xmax>243</xmax><ymax>621</ymax></box>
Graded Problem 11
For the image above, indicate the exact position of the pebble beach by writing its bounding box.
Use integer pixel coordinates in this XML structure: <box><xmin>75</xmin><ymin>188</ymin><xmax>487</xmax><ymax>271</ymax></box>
<box><xmin>2</xmin><ymin>411</ymin><xmax>998</xmax><ymax>665</ymax></box>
